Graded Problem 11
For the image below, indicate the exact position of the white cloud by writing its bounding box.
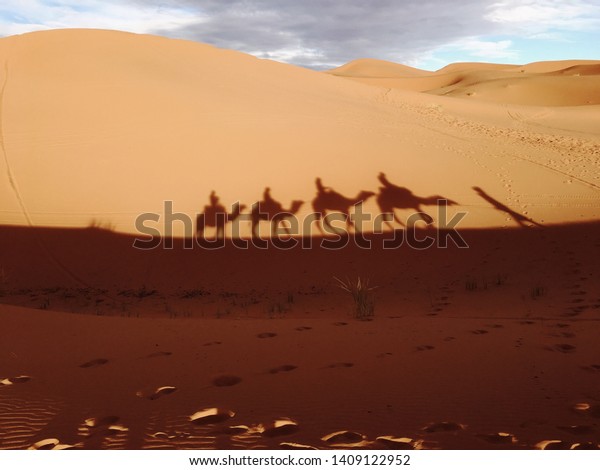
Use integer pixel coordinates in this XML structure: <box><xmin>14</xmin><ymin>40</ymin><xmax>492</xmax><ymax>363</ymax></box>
<box><xmin>0</xmin><ymin>0</ymin><xmax>201</xmax><ymax>37</ymax></box>
<box><xmin>444</xmin><ymin>38</ymin><xmax>518</xmax><ymax>60</ymax></box>
<box><xmin>486</xmin><ymin>0</ymin><xmax>600</xmax><ymax>30</ymax></box>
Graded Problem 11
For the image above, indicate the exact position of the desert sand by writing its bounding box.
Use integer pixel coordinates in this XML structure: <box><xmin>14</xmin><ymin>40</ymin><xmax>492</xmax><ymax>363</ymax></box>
<box><xmin>1</xmin><ymin>29</ymin><xmax>599</xmax><ymax>450</ymax></box>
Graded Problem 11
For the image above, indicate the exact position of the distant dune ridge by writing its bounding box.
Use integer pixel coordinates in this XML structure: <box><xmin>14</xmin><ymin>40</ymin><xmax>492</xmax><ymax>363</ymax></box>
<box><xmin>0</xmin><ymin>29</ymin><xmax>598</xmax><ymax>235</ymax></box>
<box><xmin>327</xmin><ymin>58</ymin><xmax>600</xmax><ymax>106</ymax></box>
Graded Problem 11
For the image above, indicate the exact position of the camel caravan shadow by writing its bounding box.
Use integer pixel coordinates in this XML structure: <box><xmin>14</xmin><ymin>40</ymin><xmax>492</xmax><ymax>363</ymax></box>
<box><xmin>193</xmin><ymin>172</ymin><xmax>543</xmax><ymax>243</ymax></box>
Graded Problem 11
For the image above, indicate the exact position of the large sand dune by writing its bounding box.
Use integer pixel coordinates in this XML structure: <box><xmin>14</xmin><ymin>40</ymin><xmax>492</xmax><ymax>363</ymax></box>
<box><xmin>1</xmin><ymin>29</ymin><xmax>600</xmax><ymax>450</ymax></box>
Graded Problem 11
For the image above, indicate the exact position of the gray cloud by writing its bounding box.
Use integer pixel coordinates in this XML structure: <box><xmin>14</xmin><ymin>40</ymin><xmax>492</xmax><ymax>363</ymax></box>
<box><xmin>148</xmin><ymin>0</ymin><xmax>504</xmax><ymax>69</ymax></box>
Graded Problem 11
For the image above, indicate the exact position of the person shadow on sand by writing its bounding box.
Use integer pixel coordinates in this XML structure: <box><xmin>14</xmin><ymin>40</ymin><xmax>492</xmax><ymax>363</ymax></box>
<box><xmin>196</xmin><ymin>191</ymin><xmax>246</xmax><ymax>239</ymax></box>
<box><xmin>472</xmin><ymin>186</ymin><xmax>542</xmax><ymax>228</ymax></box>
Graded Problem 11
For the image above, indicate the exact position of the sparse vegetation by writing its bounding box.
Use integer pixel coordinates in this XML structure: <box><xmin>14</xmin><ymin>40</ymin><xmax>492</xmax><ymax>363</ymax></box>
<box><xmin>267</xmin><ymin>301</ymin><xmax>288</xmax><ymax>318</ymax></box>
<box><xmin>530</xmin><ymin>286</ymin><xmax>546</xmax><ymax>299</ymax></box>
<box><xmin>180</xmin><ymin>289</ymin><xmax>209</xmax><ymax>299</ymax></box>
<box><xmin>335</xmin><ymin>276</ymin><xmax>377</xmax><ymax>320</ymax></box>
<box><xmin>118</xmin><ymin>285</ymin><xmax>157</xmax><ymax>299</ymax></box>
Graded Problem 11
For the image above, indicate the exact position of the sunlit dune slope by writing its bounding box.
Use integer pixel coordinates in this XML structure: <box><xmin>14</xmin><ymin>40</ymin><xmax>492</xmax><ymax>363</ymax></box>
<box><xmin>0</xmin><ymin>29</ymin><xmax>598</xmax><ymax>236</ymax></box>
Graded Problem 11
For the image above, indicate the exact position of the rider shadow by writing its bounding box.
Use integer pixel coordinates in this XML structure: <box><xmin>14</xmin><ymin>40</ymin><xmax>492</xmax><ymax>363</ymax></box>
<box><xmin>375</xmin><ymin>172</ymin><xmax>458</xmax><ymax>229</ymax></box>
<box><xmin>250</xmin><ymin>187</ymin><xmax>304</xmax><ymax>239</ymax></box>
<box><xmin>472</xmin><ymin>186</ymin><xmax>542</xmax><ymax>228</ymax></box>
<box><xmin>311</xmin><ymin>177</ymin><xmax>375</xmax><ymax>234</ymax></box>
<box><xmin>196</xmin><ymin>191</ymin><xmax>246</xmax><ymax>240</ymax></box>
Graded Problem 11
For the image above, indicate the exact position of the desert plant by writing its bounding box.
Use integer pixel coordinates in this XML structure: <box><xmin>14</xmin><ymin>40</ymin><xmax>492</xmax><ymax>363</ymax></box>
<box><xmin>530</xmin><ymin>286</ymin><xmax>546</xmax><ymax>299</ymax></box>
<box><xmin>334</xmin><ymin>276</ymin><xmax>377</xmax><ymax>320</ymax></box>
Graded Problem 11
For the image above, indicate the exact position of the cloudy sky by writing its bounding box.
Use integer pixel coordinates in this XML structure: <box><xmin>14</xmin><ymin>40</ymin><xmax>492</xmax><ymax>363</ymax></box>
<box><xmin>0</xmin><ymin>0</ymin><xmax>599</xmax><ymax>70</ymax></box>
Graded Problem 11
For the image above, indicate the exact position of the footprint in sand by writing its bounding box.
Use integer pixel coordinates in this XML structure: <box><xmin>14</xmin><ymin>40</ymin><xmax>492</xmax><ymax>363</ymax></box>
<box><xmin>262</xmin><ymin>418</ymin><xmax>299</xmax><ymax>438</ymax></box>
<box><xmin>146</xmin><ymin>351</ymin><xmax>172</xmax><ymax>358</ymax></box>
<box><xmin>422</xmin><ymin>422</ymin><xmax>465</xmax><ymax>433</ymax></box>
<box><xmin>212</xmin><ymin>375</ymin><xmax>242</xmax><ymax>387</ymax></box>
<box><xmin>269</xmin><ymin>365</ymin><xmax>298</xmax><ymax>374</ymax></box>
<box><xmin>28</xmin><ymin>438</ymin><xmax>77</xmax><ymax>450</ymax></box>
<box><xmin>80</xmin><ymin>416</ymin><xmax>128</xmax><ymax>439</ymax></box>
<box><xmin>0</xmin><ymin>375</ymin><xmax>32</xmax><ymax>385</ymax></box>
<box><xmin>325</xmin><ymin>362</ymin><xmax>354</xmax><ymax>369</ymax></box>
<box><xmin>137</xmin><ymin>386</ymin><xmax>178</xmax><ymax>400</ymax></box>
<box><xmin>189</xmin><ymin>408</ymin><xmax>235</xmax><ymax>425</ymax></box>
<box><xmin>535</xmin><ymin>440</ymin><xmax>571</xmax><ymax>450</ymax></box>
<box><xmin>550</xmin><ymin>344</ymin><xmax>576</xmax><ymax>354</ymax></box>
<box><xmin>322</xmin><ymin>430</ymin><xmax>366</xmax><ymax>446</ymax></box>
<box><xmin>376</xmin><ymin>352</ymin><xmax>393</xmax><ymax>358</ymax></box>
<box><xmin>257</xmin><ymin>332</ymin><xmax>277</xmax><ymax>339</ymax></box>
<box><xmin>376</xmin><ymin>436</ymin><xmax>418</xmax><ymax>450</ymax></box>
<box><xmin>295</xmin><ymin>326</ymin><xmax>312</xmax><ymax>331</ymax></box>
<box><xmin>476</xmin><ymin>432</ymin><xmax>517</xmax><ymax>445</ymax></box>
<box><xmin>79</xmin><ymin>358</ymin><xmax>109</xmax><ymax>368</ymax></box>
<box><xmin>84</xmin><ymin>416</ymin><xmax>120</xmax><ymax>428</ymax></box>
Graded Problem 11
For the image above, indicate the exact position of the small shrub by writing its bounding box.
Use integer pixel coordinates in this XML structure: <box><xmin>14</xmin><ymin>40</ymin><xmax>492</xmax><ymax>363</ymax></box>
<box><xmin>334</xmin><ymin>276</ymin><xmax>377</xmax><ymax>320</ymax></box>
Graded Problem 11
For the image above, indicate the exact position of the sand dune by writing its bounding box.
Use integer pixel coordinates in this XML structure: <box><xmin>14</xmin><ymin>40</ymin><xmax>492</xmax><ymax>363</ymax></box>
<box><xmin>1</xmin><ymin>29</ymin><xmax>600</xmax><ymax>451</ymax></box>
<box><xmin>329</xmin><ymin>58</ymin><xmax>600</xmax><ymax>107</ymax></box>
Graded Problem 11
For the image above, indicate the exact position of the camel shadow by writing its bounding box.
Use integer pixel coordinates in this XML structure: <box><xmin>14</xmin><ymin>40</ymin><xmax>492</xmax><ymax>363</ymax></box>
<box><xmin>472</xmin><ymin>186</ymin><xmax>542</xmax><ymax>228</ymax></box>
<box><xmin>375</xmin><ymin>172</ymin><xmax>458</xmax><ymax>228</ymax></box>
<box><xmin>311</xmin><ymin>178</ymin><xmax>375</xmax><ymax>234</ymax></box>
<box><xmin>196</xmin><ymin>191</ymin><xmax>246</xmax><ymax>239</ymax></box>
<box><xmin>251</xmin><ymin>187</ymin><xmax>304</xmax><ymax>238</ymax></box>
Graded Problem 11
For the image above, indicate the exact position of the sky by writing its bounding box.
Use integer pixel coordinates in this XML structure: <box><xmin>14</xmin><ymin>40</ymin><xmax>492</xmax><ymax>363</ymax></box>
<box><xmin>0</xmin><ymin>0</ymin><xmax>599</xmax><ymax>70</ymax></box>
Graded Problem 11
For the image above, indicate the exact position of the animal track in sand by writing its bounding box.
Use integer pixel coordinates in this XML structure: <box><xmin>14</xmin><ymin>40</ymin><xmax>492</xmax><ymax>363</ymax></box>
<box><xmin>79</xmin><ymin>358</ymin><xmax>109</xmax><ymax>368</ymax></box>
<box><xmin>257</xmin><ymin>332</ymin><xmax>277</xmax><ymax>339</ymax></box>
<box><xmin>212</xmin><ymin>375</ymin><xmax>242</xmax><ymax>387</ymax></box>
<box><xmin>416</xmin><ymin>345</ymin><xmax>435</xmax><ymax>351</ymax></box>
<box><xmin>333</xmin><ymin>322</ymin><xmax>348</xmax><ymax>326</ymax></box>
<box><xmin>203</xmin><ymin>341</ymin><xmax>222</xmax><ymax>346</ymax></box>
<box><xmin>269</xmin><ymin>365</ymin><xmax>298</xmax><ymax>374</ymax></box>
<box><xmin>295</xmin><ymin>326</ymin><xmax>312</xmax><ymax>331</ymax></box>
<box><xmin>581</xmin><ymin>364</ymin><xmax>600</xmax><ymax>373</ymax></box>
<box><xmin>471</xmin><ymin>329</ymin><xmax>488</xmax><ymax>335</ymax></box>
